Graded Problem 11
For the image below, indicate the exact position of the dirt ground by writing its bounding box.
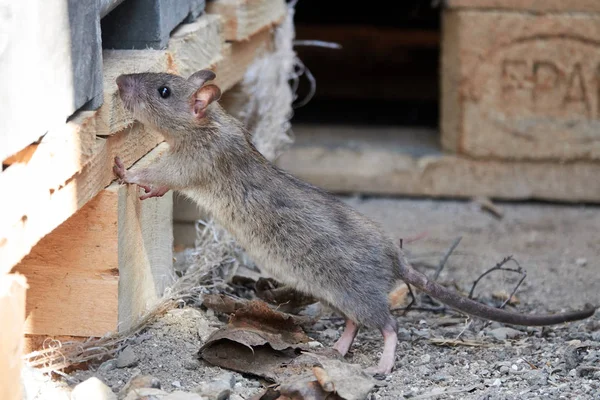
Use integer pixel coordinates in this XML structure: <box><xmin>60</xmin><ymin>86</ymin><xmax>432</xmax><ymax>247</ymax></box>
<box><xmin>31</xmin><ymin>197</ymin><xmax>599</xmax><ymax>400</ymax></box>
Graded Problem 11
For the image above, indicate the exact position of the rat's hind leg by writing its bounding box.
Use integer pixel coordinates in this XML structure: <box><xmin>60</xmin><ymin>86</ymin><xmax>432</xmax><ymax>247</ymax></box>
<box><xmin>333</xmin><ymin>319</ymin><xmax>359</xmax><ymax>356</ymax></box>
<box><xmin>366</xmin><ymin>316</ymin><xmax>398</xmax><ymax>377</ymax></box>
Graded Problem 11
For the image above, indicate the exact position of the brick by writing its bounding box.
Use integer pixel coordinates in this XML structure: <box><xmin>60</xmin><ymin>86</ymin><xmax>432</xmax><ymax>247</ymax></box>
<box><xmin>446</xmin><ymin>0</ymin><xmax>600</xmax><ymax>14</ymax></box>
<box><xmin>441</xmin><ymin>9</ymin><xmax>600</xmax><ymax>160</ymax></box>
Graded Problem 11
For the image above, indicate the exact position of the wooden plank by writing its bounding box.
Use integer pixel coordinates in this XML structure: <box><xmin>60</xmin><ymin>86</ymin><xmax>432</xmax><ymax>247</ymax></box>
<box><xmin>214</xmin><ymin>28</ymin><xmax>274</xmax><ymax>92</ymax></box>
<box><xmin>13</xmin><ymin>190</ymin><xmax>120</xmax><ymax>336</ymax></box>
<box><xmin>206</xmin><ymin>0</ymin><xmax>286</xmax><ymax>41</ymax></box>
<box><xmin>0</xmin><ymin>274</ymin><xmax>27</xmax><ymax>400</ymax></box>
<box><xmin>0</xmin><ymin>124</ymin><xmax>164</xmax><ymax>275</ymax></box>
<box><xmin>13</xmin><ymin>145</ymin><xmax>174</xmax><ymax>337</ymax></box>
<box><xmin>441</xmin><ymin>9</ymin><xmax>600</xmax><ymax>160</ymax></box>
<box><xmin>275</xmin><ymin>125</ymin><xmax>600</xmax><ymax>203</ymax></box>
<box><xmin>117</xmin><ymin>144</ymin><xmax>175</xmax><ymax>332</ymax></box>
<box><xmin>0</xmin><ymin>0</ymin><xmax>98</xmax><ymax>162</ymax></box>
<box><xmin>446</xmin><ymin>0</ymin><xmax>600</xmax><ymax>13</ymax></box>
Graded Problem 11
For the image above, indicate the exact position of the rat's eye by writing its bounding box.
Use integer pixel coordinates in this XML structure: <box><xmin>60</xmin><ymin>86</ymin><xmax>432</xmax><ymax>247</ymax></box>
<box><xmin>158</xmin><ymin>86</ymin><xmax>171</xmax><ymax>99</ymax></box>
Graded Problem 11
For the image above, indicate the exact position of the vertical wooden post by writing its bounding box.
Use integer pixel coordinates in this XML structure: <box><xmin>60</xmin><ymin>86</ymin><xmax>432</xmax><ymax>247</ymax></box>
<box><xmin>0</xmin><ymin>274</ymin><xmax>27</xmax><ymax>400</ymax></box>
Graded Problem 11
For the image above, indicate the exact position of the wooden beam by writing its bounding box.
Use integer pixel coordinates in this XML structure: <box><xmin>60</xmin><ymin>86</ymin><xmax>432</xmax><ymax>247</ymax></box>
<box><xmin>14</xmin><ymin>145</ymin><xmax>174</xmax><ymax>337</ymax></box>
<box><xmin>117</xmin><ymin>144</ymin><xmax>175</xmax><ymax>332</ymax></box>
<box><xmin>207</xmin><ymin>0</ymin><xmax>286</xmax><ymax>41</ymax></box>
<box><xmin>0</xmin><ymin>274</ymin><xmax>27</xmax><ymax>400</ymax></box>
<box><xmin>445</xmin><ymin>0</ymin><xmax>600</xmax><ymax>13</ymax></box>
<box><xmin>275</xmin><ymin>125</ymin><xmax>600</xmax><ymax>203</ymax></box>
<box><xmin>0</xmin><ymin>123</ymin><xmax>163</xmax><ymax>275</ymax></box>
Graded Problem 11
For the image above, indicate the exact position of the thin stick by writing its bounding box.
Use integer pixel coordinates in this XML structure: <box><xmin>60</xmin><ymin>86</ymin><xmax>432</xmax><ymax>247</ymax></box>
<box><xmin>468</xmin><ymin>255</ymin><xmax>524</xmax><ymax>299</ymax></box>
<box><xmin>433</xmin><ymin>237</ymin><xmax>462</xmax><ymax>281</ymax></box>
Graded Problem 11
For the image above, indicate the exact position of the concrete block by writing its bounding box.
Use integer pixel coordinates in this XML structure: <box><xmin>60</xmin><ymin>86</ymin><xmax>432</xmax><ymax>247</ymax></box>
<box><xmin>101</xmin><ymin>0</ymin><xmax>206</xmax><ymax>49</ymax></box>
<box><xmin>441</xmin><ymin>9</ymin><xmax>600</xmax><ymax>161</ymax></box>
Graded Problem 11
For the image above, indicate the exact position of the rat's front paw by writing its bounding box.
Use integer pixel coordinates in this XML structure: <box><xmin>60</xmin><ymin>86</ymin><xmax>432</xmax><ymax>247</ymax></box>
<box><xmin>113</xmin><ymin>156</ymin><xmax>129</xmax><ymax>183</ymax></box>
<box><xmin>139</xmin><ymin>185</ymin><xmax>169</xmax><ymax>200</ymax></box>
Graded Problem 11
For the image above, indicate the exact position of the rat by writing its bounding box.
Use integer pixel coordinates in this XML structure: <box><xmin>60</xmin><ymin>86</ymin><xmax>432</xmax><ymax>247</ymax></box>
<box><xmin>113</xmin><ymin>69</ymin><xmax>596</xmax><ymax>376</ymax></box>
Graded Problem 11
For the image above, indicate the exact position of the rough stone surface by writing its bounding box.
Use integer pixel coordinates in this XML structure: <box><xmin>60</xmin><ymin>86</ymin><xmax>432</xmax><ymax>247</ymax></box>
<box><xmin>441</xmin><ymin>9</ymin><xmax>600</xmax><ymax>161</ymax></box>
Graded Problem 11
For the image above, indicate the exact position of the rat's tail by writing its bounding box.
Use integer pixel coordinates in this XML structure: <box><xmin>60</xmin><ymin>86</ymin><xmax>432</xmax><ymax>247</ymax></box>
<box><xmin>396</xmin><ymin>255</ymin><xmax>596</xmax><ymax>326</ymax></box>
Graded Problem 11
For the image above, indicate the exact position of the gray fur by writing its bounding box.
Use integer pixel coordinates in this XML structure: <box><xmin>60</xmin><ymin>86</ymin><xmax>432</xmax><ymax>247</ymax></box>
<box><xmin>115</xmin><ymin>70</ymin><xmax>596</xmax><ymax>335</ymax></box>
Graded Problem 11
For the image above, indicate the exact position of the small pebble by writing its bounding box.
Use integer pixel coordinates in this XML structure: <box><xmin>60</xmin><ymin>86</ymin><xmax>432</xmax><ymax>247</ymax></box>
<box><xmin>308</xmin><ymin>341</ymin><xmax>323</xmax><ymax>348</ymax></box>
<box><xmin>487</xmin><ymin>327</ymin><xmax>523</xmax><ymax>341</ymax></box>
<box><xmin>72</xmin><ymin>377</ymin><xmax>116</xmax><ymax>400</ymax></box>
<box><xmin>116</xmin><ymin>346</ymin><xmax>138</xmax><ymax>368</ymax></box>
<box><xmin>397</xmin><ymin>328</ymin><xmax>411</xmax><ymax>341</ymax></box>
<box><xmin>576</xmin><ymin>258</ymin><xmax>588</xmax><ymax>267</ymax></box>
<box><xmin>511</xmin><ymin>364</ymin><xmax>518</xmax><ymax>371</ymax></box>
<box><xmin>172</xmin><ymin>380</ymin><xmax>182</xmax><ymax>388</ymax></box>
<box><xmin>183</xmin><ymin>358</ymin><xmax>201</xmax><ymax>370</ymax></box>
<box><xmin>492</xmin><ymin>378</ymin><xmax>502</xmax><ymax>387</ymax></box>
<box><xmin>500</xmin><ymin>366</ymin><xmax>510</xmax><ymax>374</ymax></box>
<box><xmin>420</xmin><ymin>354</ymin><xmax>431</xmax><ymax>364</ymax></box>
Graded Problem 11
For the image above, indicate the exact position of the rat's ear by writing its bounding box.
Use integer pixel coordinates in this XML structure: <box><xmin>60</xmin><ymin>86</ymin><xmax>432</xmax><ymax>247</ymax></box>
<box><xmin>192</xmin><ymin>84</ymin><xmax>222</xmax><ymax>119</ymax></box>
<box><xmin>188</xmin><ymin>69</ymin><xmax>216</xmax><ymax>88</ymax></box>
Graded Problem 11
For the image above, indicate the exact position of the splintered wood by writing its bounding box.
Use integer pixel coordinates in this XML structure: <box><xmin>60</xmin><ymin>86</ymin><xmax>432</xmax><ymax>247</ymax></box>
<box><xmin>207</xmin><ymin>0</ymin><xmax>286</xmax><ymax>41</ymax></box>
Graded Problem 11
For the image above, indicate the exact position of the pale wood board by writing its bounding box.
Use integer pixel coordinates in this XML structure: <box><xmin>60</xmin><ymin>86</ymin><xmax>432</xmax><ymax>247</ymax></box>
<box><xmin>0</xmin><ymin>124</ymin><xmax>164</xmax><ymax>275</ymax></box>
<box><xmin>0</xmin><ymin>273</ymin><xmax>27</xmax><ymax>400</ymax></box>
<box><xmin>13</xmin><ymin>190</ymin><xmax>120</xmax><ymax>337</ymax></box>
<box><xmin>275</xmin><ymin>125</ymin><xmax>600</xmax><ymax>203</ymax></box>
<box><xmin>214</xmin><ymin>27</ymin><xmax>274</xmax><ymax>91</ymax></box>
<box><xmin>117</xmin><ymin>143</ymin><xmax>175</xmax><ymax>332</ymax></box>
<box><xmin>0</xmin><ymin>0</ymin><xmax>76</xmax><ymax>162</ymax></box>
<box><xmin>446</xmin><ymin>0</ymin><xmax>600</xmax><ymax>13</ymax></box>
<box><xmin>206</xmin><ymin>0</ymin><xmax>286</xmax><ymax>41</ymax></box>
<box><xmin>13</xmin><ymin>145</ymin><xmax>174</xmax><ymax>337</ymax></box>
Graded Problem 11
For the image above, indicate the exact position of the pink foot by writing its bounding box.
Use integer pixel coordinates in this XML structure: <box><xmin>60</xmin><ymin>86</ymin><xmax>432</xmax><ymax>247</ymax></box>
<box><xmin>333</xmin><ymin>319</ymin><xmax>359</xmax><ymax>357</ymax></box>
<box><xmin>139</xmin><ymin>185</ymin><xmax>169</xmax><ymax>200</ymax></box>
<box><xmin>366</xmin><ymin>320</ymin><xmax>398</xmax><ymax>379</ymax></box>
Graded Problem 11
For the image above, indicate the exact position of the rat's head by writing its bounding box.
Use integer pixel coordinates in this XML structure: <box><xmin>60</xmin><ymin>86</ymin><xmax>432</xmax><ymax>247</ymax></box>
<box><xmin>116</xmin><ymin>69</ymin><xmax>222</xmax><ymax>133</ymax></box>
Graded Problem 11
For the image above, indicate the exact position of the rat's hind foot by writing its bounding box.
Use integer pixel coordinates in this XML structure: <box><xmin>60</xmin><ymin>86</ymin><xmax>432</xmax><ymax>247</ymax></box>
<box><xmin>333</xmin><ymin>319</ymin><xmax>359</xmax><ymax>357</ymax></box>
<box><xmin>366</xmin><ymin>319</ymin><xmax>398</xmax><ymax>378</ymax></box>
<box><xmin>139</xmin><ymin>185</ymin><xmax>169</xmax><ymax>200</ymax></box>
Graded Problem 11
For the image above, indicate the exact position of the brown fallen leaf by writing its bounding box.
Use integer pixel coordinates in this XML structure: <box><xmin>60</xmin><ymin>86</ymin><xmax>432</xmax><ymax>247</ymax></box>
<box><xmin>255</xmin><ymin>278</ymin><xmax>317</xmax><ymax>314</ymax></box>
<box><xmin>202</xmin><ymin>293</ymin><xmax>248</xmax><ymax>314</ymax></box>
<box><xmin>200</xmin><ymin>300</ymin><xmax>327</xmax><ymax>382</ymax></box>
<box><xmin>249</xmin><ymin>359</ymin><xmax>375</xmax><ymax>400</ymax></box>
<box><xmin>313</xmin><ymin>366</ymin><xmax>334</xmax><ymax>393</ymax></box>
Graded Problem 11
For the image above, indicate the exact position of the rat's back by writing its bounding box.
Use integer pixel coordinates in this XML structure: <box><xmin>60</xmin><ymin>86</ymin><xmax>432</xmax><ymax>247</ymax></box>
<box><xmin>182</xmin><ymin>160</ymin><xmax>399</xmax><ymax>328</ymax></box>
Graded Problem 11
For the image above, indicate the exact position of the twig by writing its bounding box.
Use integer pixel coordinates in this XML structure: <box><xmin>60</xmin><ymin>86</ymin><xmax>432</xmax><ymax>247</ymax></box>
<box><xmin>455</xmin><ymin>318</ymin><xmax>472</xmax><ymax>341</ymax></box>
<box><xmin>401</xmin><ymin>284</ymin><xmax>417</xmax><ymax>315</ymax></box>
<box><xmin>433</xmin><ymin>236</ymin><xmax>462</xmax><ymax>281</ymax></box>
<box><xmin>468</xmin><ymin>255</ymin><xmax>525</xmax><ymax>300</ymax></box>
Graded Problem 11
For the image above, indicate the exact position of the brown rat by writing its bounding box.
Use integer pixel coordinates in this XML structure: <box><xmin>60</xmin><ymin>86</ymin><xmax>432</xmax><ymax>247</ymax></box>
<box><xmin>113</xmin><ymin>69</ymin><xmax>596</xmax><ymax>376</ymax></box>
